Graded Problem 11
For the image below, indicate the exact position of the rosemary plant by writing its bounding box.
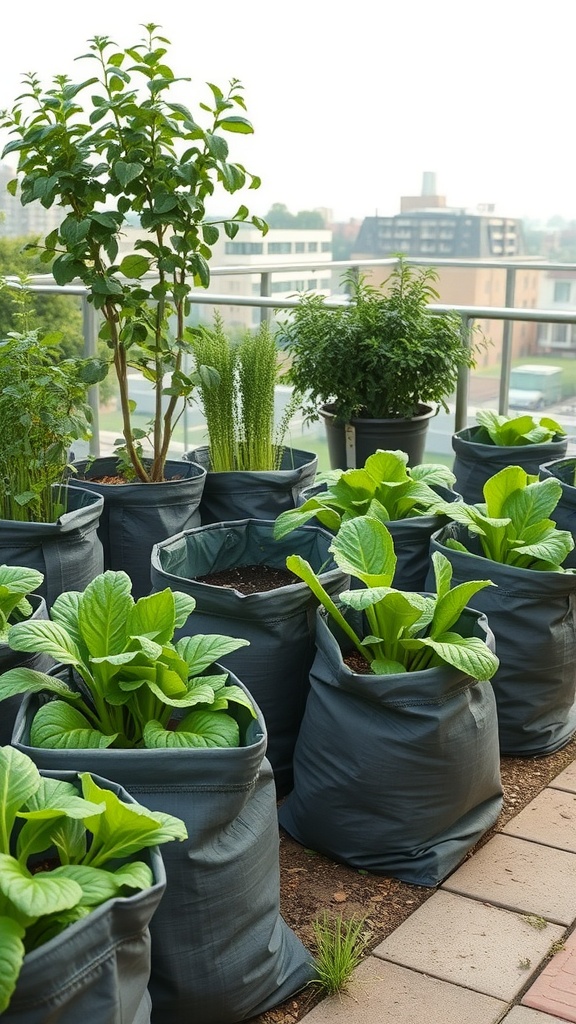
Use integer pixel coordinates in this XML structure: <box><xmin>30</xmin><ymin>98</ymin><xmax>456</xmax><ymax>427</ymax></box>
<box><xmin>192</xmin><ymin>315</ymin><xmax>295</xmax><ymax>472</ymax></box>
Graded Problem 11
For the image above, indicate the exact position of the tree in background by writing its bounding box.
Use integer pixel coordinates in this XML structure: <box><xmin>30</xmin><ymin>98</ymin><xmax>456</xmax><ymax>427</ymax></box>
<box><xmin>264</xmin><ymin>203</ymin><xmax>326</xmax><ymax>229</ymax></box>
<box><xmin>0</xmin><ymin>237</ymin><xmax>82</xmax><ymax>358</ymax></box>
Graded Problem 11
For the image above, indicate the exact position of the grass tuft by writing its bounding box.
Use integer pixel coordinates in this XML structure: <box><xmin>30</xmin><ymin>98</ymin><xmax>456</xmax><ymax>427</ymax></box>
<box><xmin>310</xmin><ymin>913</ymin><xmax>367</xmax><ymax>996</ymax></box>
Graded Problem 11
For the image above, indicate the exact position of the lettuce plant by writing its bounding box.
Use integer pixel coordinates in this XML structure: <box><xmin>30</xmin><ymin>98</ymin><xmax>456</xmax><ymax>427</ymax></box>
<box><xmin>440</xmin><ymin>465</ymin><xmax>575</xmax><ymax>571</ymax></box>
<box><xmin>473</xmin><ymin>409</ymin><xmax>566</xmax><ymax>447</ymax></box>
<box><xmin>0</xmin><ymin>744</ymin><xmax>186</xmax><ymax>1014</ymax></box>
<box><xmin>286</xmin><ymin>516</ymin><xmax>499</xmax><ymax>679</ymax></box>
<box><xmin>0</xmin><ymin>565</ymin><xmax>44</xmax><ymax>643</ymax></box>
<box><xmin>274</xmin><ymin>449</ymin><xmax>455</xmax><ymax>540</ymax></box>
<box><xmin>0</xmin><ymin>570</ymin><xmax>255</xmax><ymax>749</ymax></box>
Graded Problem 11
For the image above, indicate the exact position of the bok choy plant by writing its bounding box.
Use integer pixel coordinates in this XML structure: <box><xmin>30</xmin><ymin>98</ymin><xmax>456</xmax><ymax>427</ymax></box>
<box><xmin>286</xmin><ymin>516</ymin><xmax>499</xmax><ymax>679</ymax></box>
<box><xmin>0</xmin><ymin>565</ymin><xmax>44</xmax><ymax>643</ymax></box>
<box><xmin>0</xmin><ymin>570</ymin><xmax>255</xmax><ymax>749</ymax></box>
<box><xmin>472</xmin><ymin>409</ymin><xmax>566</xmax><ymax>447</ymax></box>
<box><xmin>273</xmin><ymin>449</ymin><xmax>455</xmax><ymax>540</ymax></box>
<box><xmin>0</xmin><ymin>744</ymin><xmax>187</xmax><ymax>1014</ymax></box>
<box><xmin>439</xmin><ymin>465</ymin><xmax>575</xmax><ymax>571</ymax></box>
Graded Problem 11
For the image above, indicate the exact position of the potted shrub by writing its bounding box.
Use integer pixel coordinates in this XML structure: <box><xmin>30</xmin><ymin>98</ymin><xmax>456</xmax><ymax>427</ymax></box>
<box><xmin>0</xmin><ymin>564</ymin><xmax>51</xmax><ymax>744</ymax></box>
<box><xmin>431</xmin><ymin>465</ymin><xmax>576</xmax><ymax>755</ymax></box>
<box><xmin>1</xmin><ymin>24</ymin><xmax>267</xmax><ymax>597</ymax></box>
<box><xmin>278</xmin><ymin>259</ymin><xmax>478</xmax><ymax>468</ymax></box>
<box><xmin>0</xmin><ymin>743</ymin><xmax>186</xmax><ymax>1022</ymax></box>
<box><xmin>274</xmin><ymin>448</ymin><xmax>460</xmax><ymax>590</ymax></box>
<box><xmin>184</xmin><ymin>313</ymin><xmax>318</xmax><ymax>523</ymax></box>
<box><xmin>1</xmin><ymin>570</ymin><xmax>313</xmax><ymax>1024</ymax></box>
<box><xmin>278</xmin><ymin>516</ymin><xmax>502</xmax><ymax>886</ymax></box>
<box><xmin>452</xmin><ymin>409</ymin><xmax>568</xmax><ymax>503</ymax></box>
<box><xmin>150</xmin><ymin>519</ymin><xmax>349</xmax><ymax>795</ymax></box>
<box><xmin>0</xmin><ymin>327</ymin><xmax>105</xmax><ymax>606</ymax></box>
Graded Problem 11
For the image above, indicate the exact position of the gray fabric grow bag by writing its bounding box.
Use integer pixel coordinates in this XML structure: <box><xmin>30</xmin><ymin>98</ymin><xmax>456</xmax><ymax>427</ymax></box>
<box><xmin>0</xmin><ymin>486</ymin><xmax>104</xmax><ymax>609</ymax></box>
<box><xmin>13</xmin><ymin>675</ymin><xmax>313</xmax><ymax>1024</ymax></box>
<box><xmin>540</xmin><ymin>458</ymin><xmax>576</xmax><ymax>569</ymax></box>
<box><xmin>298</xmin><ymin>481</ymin><xmax>460</xmax><ymax>591</ymax></box>
<box><xmin>429</xmin><ymin>523</ymin><xmax>576</xmax><ymax>755</ymax></box>
<box><xmin>4</xmin><ymin>768</ymin><xmax>165</xmax><ymax>1024</ymax></box>
<box><xmin>452</xmin><ymin>426</ymin><xmax>568</xmax><ymax>504</ymax></box>
<box><xmin>278</xmin><ymin>606</ymin><xmax>502</xmax><ymax>887</ymax></box>
<box><xmin>182</xmin><ymin>446</ymin><xmax>318</xmax><ymax>524</ymax></box>
<box><xmin>0</xmin><ymin>595</ymin><xmax>51</xmax><ymax>745</ymax></box>
<box><xmin>150</xmin><ymin>519</ymin><xmax>349</xmax><ymax>795</ymax></box>
<box><xmin>69</xmin><ymin>457</ymin><xmax>207</xmax><ymax>600</ymax></box>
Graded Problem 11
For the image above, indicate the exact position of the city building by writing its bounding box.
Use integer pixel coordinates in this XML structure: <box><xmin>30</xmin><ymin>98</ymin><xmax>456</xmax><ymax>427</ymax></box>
<box><xmin>0</xmin><ymin>163</ymin><xmax>63</xmax><ymax>239</ymax></box>
<box><xmin>536</xmin><ymin>269</ymin><xmax>576</xmax><ymax>354</ymax></box>
<box><xmin>351</xmin><ymin>173</ymin><xmax>540</xmax><ymax>366</ymax></box>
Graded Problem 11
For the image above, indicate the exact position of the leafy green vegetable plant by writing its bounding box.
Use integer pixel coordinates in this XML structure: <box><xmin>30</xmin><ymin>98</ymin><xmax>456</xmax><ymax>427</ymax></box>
<box><xmin>473</xmin><ymin>409</ymin><xmax>566</xmax><ymax>447</ymax></box>
<box><xmin>286</xmin><ymin>516</ymin><xmax>499</xmax><ymax>679</ymax></box>
<box><xmin>190</xmin><ymin>312</ymin><xmax>297</xmax><ymax>472</ymax></box>
<box><xmin>0</xmin><ymin>566</ymin><xmax>44</xmax><ymax>644</ymax></box>
<box><xmin>0</xmin><ymin>570</ymin><xmax>256</xmax><ymax>749</ymax></box>
<box><xmin>0</xmin><ymin>327</ymin><xmax>106</xmax><ymax>522</ymax></box>
<box><xmin>274</xmin><ymin>449</ymin><xmax>456</xmax><ymax>540</ymax></box>
<box><xmin>438</xmin><ymin>465</ymin><xmax>575</xmax><ymax>571</ymax></box>
<box><xmin>0</xmin><ymin>743</ymin><xmax>186</xmax><ymax>1014</ymax></box>
<box><xmin>278</xmin><ymin>259</ymin><xmax>479</xmax><ymax>424</ymax></box>
<box><xmin>1</xmin><ymin>23</ymin><xmax>266</xmax><ymax>483</ymax></box>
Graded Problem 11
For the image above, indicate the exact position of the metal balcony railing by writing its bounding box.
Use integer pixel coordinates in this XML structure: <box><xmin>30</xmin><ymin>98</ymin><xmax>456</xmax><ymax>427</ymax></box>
<box><xmin>5</xmin><ymin>255</ymin><xmax>576</xmax><ymax>458</ymax></box>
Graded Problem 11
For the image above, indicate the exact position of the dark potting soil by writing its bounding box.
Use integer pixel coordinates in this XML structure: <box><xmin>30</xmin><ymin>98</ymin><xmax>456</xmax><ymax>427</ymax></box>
<box><xmin>196</xmin><ymin>564</ymin><xmax>299</xmax><ymax>594</ymax></box>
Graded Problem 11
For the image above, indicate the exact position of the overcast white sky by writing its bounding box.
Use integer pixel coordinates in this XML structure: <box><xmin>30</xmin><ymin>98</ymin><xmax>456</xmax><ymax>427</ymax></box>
<box><xmin>1</xmin><ymin>0</ymin><xmax>575</xmax><ymax>224</ymax></box>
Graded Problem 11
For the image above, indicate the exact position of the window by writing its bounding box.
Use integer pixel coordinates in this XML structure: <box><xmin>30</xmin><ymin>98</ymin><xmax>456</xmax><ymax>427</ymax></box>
<box><xmin>295</xmin><ymin>242</ymin><xmax>305</xmax><ymax>253</ymax></box>
<box><xmin>268</xmin><ymin>242</ymin><xmax>292</xmax><ymax>255</ymax></box>
<box><xmin>552</xmin><ymin>323</ymin><xmax>568</xmax><ymax>344</ymax></box>
<box><xmin>224</xmin><ymin>242</ymin><xmax>263</xmax><ymax>255</ymax></box>
<box><xmin>321</xmin><ymin>242</ymin><xmax>331</xmax><ymax>253</ymax></box>
<box><xmin>307</xmin><ymin>242</ymin><xmax>318</xmax><ymax>252</ymax></box>
<box><xmin>554</xmin><ymin>281</ymin><xmax>571</xmax><ymax>303</ymax></box>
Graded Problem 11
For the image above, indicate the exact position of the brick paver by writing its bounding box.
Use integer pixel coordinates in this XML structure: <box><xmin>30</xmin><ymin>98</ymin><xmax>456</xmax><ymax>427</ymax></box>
<box><xmin>501</xmin><ymin>788</ymin><xmax>576</xmax><ymax>853</ymax></box>
<box><xmin>522</xmin><ymin>930</ymin><xmax>576</xmax><ymax>1021</ymax></box>
<box><xmin>549</xmin><ymin>762</ymin><xmax>576</xmax><ymax>795</ymax></box>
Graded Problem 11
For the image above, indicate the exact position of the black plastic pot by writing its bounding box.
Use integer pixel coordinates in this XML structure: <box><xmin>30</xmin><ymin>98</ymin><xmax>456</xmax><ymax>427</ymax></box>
<box><xmin>452</xmin><ymin>426</ymin><xmax>568</xmax><ymax>504</ymax></box>
<box><xmin>69</xmin><ymin>457</ymin><xmax>207</xmax><ymax>599</ymax></box>
<box><xmin>319</xmin><ymin>402</ymin><xmax>436</xmax><ymax>469</ymax></box>
<box><xmin>279</xmin><ymin>605</ymin><xmax>502</xmax><ymax>887</ymax></box>
<box><xmin>182</xmin><ymin>446</ymin><xmax>318</xmax><ymax>524</ymax></box>
<box><xmin>429</xmin><ymin>523</ymin><xmax>576</xmax><ymax>755</ymax></box>
<box><xmin>4</xmin><ymin>768</ymin><xmax>166</xmax><ymax>1024</ymax></box>
<box><xmin>0</xmin><ymin>486</ymin><xmax>104</xmax><ymax>609</ymax></box>
<box><xmin>150</xmin><ymin>519</ymin><xmax>348</xmax><ymax>795</ymax></box>
<box><xmin>13</xmin><ymin>673</ymin><xmax>313</xmax><ymax>1024</ymax></box>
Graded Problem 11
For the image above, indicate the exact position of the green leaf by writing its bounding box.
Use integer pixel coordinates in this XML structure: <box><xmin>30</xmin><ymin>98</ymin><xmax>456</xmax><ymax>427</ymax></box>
<box><xmin>118</xmin><ymin>254</ymin><xmax>150</xmax><ymax>279</ymax></box>
<box><xmin>77</xmin><ymin>571</ymin><xmax>133</xmax><ymax>657</ymax></box>
<box><xmin>0</xmin><ymin>916</ymin><xmax>26</xmax><ymax>1014</ymax></box>
<box><xmin>0</xmin><ymin>747</ymin><xmax>41</xmax><ymax>854</ymax></box>
<box><xmin>79</xmin><ymin>774</ymin><xmax>182</xmax><ymax>865</ymax></box>
<box><xmin>113</xmin><ymin>160</ymin><xmax>144</xmax><ymax>187</ymax></box>
<box><xmin>175</xmin><ymin>634</ymin><xmax>250</xmax><ymax>673</ymax></box>
<box><xmin>331</xmin><ymin>517</ymin><xmax>397</xmax><ymax>587</ymax></box>
<box><xmin>218</xmin><ymin>116</ymin><xmax>254</xmax><ymax>134</ymax></box>
<box><xmin>145</xmin><ymin>711</ymin><xmax>240</xmax><ymax>748</ymax></box>
<box><xmin>7</xmin><ymin>621</ymin><xmax>82</xmax><ymax>666</ymax></box>
<box><xmin>405</xmin><ymin>633</ymin><xmax>499</xmax><ymax>680</ymax></box>
<box><xmin>0</xmin><ymin>854</ymin><xmax>82</xmax><ymax>919</ymax></box>
<box><xmin>29</xmin><ymin>702</ymin><xmax>118</xmax><ymax>750</ymax></box>
<box><xmin>127</xmin><ymin>589</ymin><xmax>176</xmax><ymax>645</ymax></box>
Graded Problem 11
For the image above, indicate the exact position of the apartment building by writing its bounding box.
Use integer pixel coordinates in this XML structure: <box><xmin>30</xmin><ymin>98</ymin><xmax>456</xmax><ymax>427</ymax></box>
<box><xmin>0</xmin><ymin>163</ymin><xmax>62</xmax><ymax>239</ymax></box>
<box><xmin>536</xmin><ymin>269</ymin><xmax>576</xmax><ymax>354</ymax></box>
<box><xmin>351</xmin><ymin>175</ymin><xmax>539</xmax><ymax>367</ymax></box>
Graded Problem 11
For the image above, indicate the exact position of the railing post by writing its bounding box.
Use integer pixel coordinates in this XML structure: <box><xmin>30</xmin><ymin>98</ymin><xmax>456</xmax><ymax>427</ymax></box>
<box><xmin>454</xmin><ymin>314</ymin><xmax>472</xmax><ymax>432</ymax></box>
<box><xmin>498</xmin><ymin>267</ymin><xmax>517</xmax><ymax>416</ymax></box>
<box><xmin>260</xmin><ymin>272</ymin><xmax>272</xmax><ymax>323</ymax></box>
<box><xmin>82</xmin><ymin>296</ymin><xmax>101</xmax><ymax>457</ymax></box>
